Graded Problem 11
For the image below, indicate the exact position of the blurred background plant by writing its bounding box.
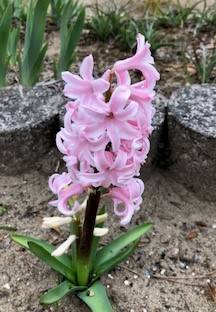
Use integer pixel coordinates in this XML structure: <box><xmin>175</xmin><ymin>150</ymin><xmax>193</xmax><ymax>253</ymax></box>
<box><xmin>0</xmin><ymin>0</ymin><xmax>215</xmax><ymax>89</ymax></box>
<box><xmin>54</xmin><ymin>3</ymin><xmax>85</xmax><ymax>78</ymax></box>
<box><xmin>50</xmin><ymin>0</ymin><xmax>83</xmax><ymax>26</ymax></box>
<box><xmin>8</xmin><ymin>26</ymin><xmax>20</xmax><ymax>66</ymax></box>
<box><xmin>89</xmin><ymin>1</ymin><xmax>129</xmax><ymax>41</ymax></box>
<box><xmin>117</xmin><ymin>18</ymin><xmax>172</xmax><ymax>54</ymax></box>
<box><xmin>0</xmin><ymin>3</ymin><xmax>13</xmax><ymax>86</ymax></box>
<box><xmin>186</xmin><ymin>42</ymin><xmax>216</xmax><ymax>83</ymax></box>
<box><xmin>0</xmin><ymin>0</ymin><xmax>27</xmax><ymax>20</ymax></box>
<box><xmin>156</xmin><ymin>0</ymin><xmax>203</xmax><ymax>27</ymax></box>
<box><xmin>19</xmin><ymin>0</ymin><xmax>50</xmax><ymax>86</ymax></box>
<box><xmin>191</xmin><ymin>0</ymin><xmax>216</xmax><ymax>32</ymax></box>
<box><xmin>0</xmin><ymin>0</ymin><xmax>85</xmax><ymax>86</ymax></box>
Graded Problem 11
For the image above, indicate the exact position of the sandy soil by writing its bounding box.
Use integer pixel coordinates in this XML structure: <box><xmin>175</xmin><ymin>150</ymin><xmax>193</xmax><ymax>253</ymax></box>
<box><xmin>0</xmin><ymin>151</ymin><xmax>215</xmax><ymax>312</ymax></box>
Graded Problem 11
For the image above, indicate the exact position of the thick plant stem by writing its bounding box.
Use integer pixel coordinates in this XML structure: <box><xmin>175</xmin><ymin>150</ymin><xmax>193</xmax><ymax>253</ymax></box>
<box><xmin>77</xmin><ymin>189</ymin><xmax>101</xmax><ymax>286</ymax></box>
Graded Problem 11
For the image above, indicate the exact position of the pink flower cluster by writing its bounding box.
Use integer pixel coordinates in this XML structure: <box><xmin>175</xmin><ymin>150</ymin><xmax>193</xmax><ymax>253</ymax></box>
<box><xmin>49</xmin><ymin>34</ymin><xmax>159</xmax><ymax>225</ymax></box>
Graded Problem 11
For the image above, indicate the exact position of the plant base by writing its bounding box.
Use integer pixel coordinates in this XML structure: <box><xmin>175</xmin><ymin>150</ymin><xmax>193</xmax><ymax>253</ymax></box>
<box><xmin>78</xmin><ymin>280</ymin><xmax>114</xmax><ymax>312</ymax></box>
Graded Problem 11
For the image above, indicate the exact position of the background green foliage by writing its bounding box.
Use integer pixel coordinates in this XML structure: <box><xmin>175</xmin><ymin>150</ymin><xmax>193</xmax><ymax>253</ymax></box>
<box><xmin>0</xmin><ymin>0</ymin><xmax>215</xmax><ymax>86</ymax></box>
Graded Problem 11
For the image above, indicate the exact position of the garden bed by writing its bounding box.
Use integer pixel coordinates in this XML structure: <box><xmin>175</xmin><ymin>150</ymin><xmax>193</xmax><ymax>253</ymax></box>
<box><xmin>1</xmin><ymin>1</ymin><xmax>216</xmax><ymax>311</ymax></box>
<box><xmin>0</xmin><ymin>158</ymin><xmax>215</xmax><ymax>311</ymax></box>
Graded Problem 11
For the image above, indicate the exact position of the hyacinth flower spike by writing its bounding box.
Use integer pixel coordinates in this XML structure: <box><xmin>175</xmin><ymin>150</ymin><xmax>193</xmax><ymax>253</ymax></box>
<box><xmin>12</xmin><ymin>33</ymin><xmax>159</xmax><ymax>311</ymax></box>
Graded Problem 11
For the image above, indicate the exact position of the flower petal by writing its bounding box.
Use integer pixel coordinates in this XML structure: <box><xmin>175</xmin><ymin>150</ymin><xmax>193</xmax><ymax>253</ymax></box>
<box><xmin>109</xmin><ymin>86</ymin><xmax>130</xmax><ymax>113</ymax></box>
<box><xmin>93</xmin><ymin>227</ymin><xmax>109</xmax><ymax>237</ymax></box>
<box><xmin>51</xmin><ymin>235</ymin><xmax>76</xmax><ymax>257</ymax></box>
<box><xmin>80</xmin><ymin>55</ymin><xmax>94</xmax><ymax>80</ymax></box>
<box><xmin>42</xmin><ymin>216</ymin><xmax>72</xmax><ymax>229</ymax></box>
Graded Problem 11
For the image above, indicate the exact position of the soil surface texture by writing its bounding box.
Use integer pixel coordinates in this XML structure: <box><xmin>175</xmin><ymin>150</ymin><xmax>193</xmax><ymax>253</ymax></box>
<box><xmin>0</xmin><ymin>152</ymin><xmax>215</xmax><ymax>312</ymax></box>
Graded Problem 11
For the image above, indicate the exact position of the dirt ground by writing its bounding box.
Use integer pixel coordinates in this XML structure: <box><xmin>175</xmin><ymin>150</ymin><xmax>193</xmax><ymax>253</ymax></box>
<box><xmin>0</xmin><ymin>151</ymin><xmax>215</xmax><ymax>312</ymax></box>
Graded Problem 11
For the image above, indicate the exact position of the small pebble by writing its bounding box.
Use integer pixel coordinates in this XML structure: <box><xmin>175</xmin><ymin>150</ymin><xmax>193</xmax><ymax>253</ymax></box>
<box><xmin>106</xmin><ymin>284</ymin><xmax>110</xmax><ymax>289</ymax></box>
<box><xmin>160</xmin><ymin>234</ymin><xmax>171</xmax><ymax>244</ymax></box>
<box><xmin>212</xmin><ymin>224</ymin><xmax>216</xmax><ymax>229</ymax></box>
<box><xmin>3</xmin><ymin>283</ymin><xmax>10</xmax><ymax>290</ymax></box>
<box><xmin>167</xmin><ymin>247</ymin><xmax>179</xmax><ymax>259</ymax></box>
<box><xmin>143</xmin><ymin>269</ymin><xmax>151</xmax><ymax>278</ymax></box>
<box><xmin>133</xmin><ymin>274</ymin><xmax>138</xmax><ymax>279</ymax></box>
<box><xmin>87</xmin><ymin>290</ymin><xmax>95</xmax><ymax>297</ymax></box>
<box><xmin>160</xmin><ymin>269</ymin><xmax>166</xmax><ymax>275</ymax></box>
<box><xmin>108</xmin><ymin>274</ymin><xmax>114</xmax><ymax>279</ymax></box>
<box><xmin>124</xmin><ymin>280</ymin><xmax>130</xmax><ymax>286</ymax></box>
<box><xmin>179</xmin><ymin>261</ymin><xmax>186</xmax><ymax>269</ymax></box>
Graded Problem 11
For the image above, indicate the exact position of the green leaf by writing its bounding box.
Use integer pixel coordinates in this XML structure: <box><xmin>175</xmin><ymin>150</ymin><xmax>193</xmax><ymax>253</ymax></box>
<box><xmin>11</xmin><ymin>233</ymin><xmax>71</xmax><ymax>269</ymax></box>
<box><xmin>78</xmin><ymin>280</ymin><xmax>113</xmax><ymax>312</ymax></box>
<box><xmin>0</xmin><ymin>2</ymin><xmax>12</xmax><ymax>86</ymax></box>
<box><xmin>93</xmin><ymin>240</ymin><xmax>139</xmax><ymax>278</ymax></box>
<box><xmin>56</xmin><ymin>8</ymin><xmax>85</xmax><ymax>78</ymax></box>
<box><xmin>8</xmin><ymin>27</ymin><xmax>20</xmax><ymax>65</ymax></box>
<box><xmin>28</xmin><ymin>242</ymin><xmax>75</xmax><ymax>282</ymax></box>
<box><xmin>26</xmin><ymin>43</ymin><xmax>48</xmax><ymax>86</ymax></box>
<box><xmin>40</xmin><ymin>280</ymin><xmax>85</xmax><ymax>304</ymax></box>
<box><xmin>21</xmin><ymin>0</ymin><xmax>49</xmax><ymax>85</ymax></box>
<box><xmin>94</xmin><ymin>223</ymin><xmax>152</xmax><ymax>272</ymax></box>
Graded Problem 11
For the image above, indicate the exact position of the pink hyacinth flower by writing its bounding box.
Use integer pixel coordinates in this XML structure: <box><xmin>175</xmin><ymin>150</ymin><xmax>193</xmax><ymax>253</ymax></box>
<box><xmin>79</xmin><ymin>150</ymin><xmax>136</xmax><ymax>188</ymax></box>
<box><xmin>62</xmin><ymin>55</ymin><xmax>110</xmax><ymax>109</ymax></box>
<box><xmin>116</xmin><ymin>71</ymin><xmax>155</xmax><ymax>104</ymax></box>
<box><xmin>82</xmin><ymin>86</ymin><xmax>139</xmax><ymax>151</ymax></box>
<box><xmin>48</xmin><ymin>33</ymin><xmax>159</xmax><ymax>224</ymax></box>
<box><xmin>113</xmin><ymin>33</ymin><xmax>160</xmax><ymax>89</ymax></box>
<box><xmin>110</xmin><ymin>178</ymin><xmax>144</xmax><ymax>225</ymax></box>
<box><xmin>48</xmin><ymin>173</ymin><xmax>85</xmax><ymax>215</ymax></box>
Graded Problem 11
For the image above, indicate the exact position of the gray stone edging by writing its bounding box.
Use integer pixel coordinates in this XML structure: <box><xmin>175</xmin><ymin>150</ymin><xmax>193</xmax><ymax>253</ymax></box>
<box><xmin>0</xmin><ymin>81</ymin><xmax>65</xmax><ymax>174</ymax></box>
<box><xmin>1</xmin><ymin>82</ymin><xmax>216</xmax><ymax>202</ymax></box>
<box><xmin>168</xmin><ymin>84</ymin><xmax>216</xmax><ymax>201</ymax></box>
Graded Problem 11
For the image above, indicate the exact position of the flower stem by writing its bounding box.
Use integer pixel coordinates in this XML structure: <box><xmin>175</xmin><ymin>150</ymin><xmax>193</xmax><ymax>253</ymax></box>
<box><xmin>77</xmin><ymin>188</ymin><xmax>101</xmax><ymax>286</ymax></box>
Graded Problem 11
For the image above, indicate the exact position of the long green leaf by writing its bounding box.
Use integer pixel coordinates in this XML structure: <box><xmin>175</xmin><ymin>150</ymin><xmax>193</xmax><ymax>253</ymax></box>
<box><xmin>56</xmin><ymin>8</ymin><xmax>85</xmax><ymax>78</ymax></box>
<box><xmin>95</xmin><ymin>223</ymin><xmax>152</xmax><ymax>271</ymax></box>
<box><xmin>27</xmin><ymin>0</ymin><xmax>49</xmax><ymax>65</ymax></box>
<box><xmin>0</xmin><ymin>3</ymin><xmax>12</xmax><ymax>86</ymax></box>
<box><xmin>93</xmin><ymin>240</ymin><xmax>138</xmax><ymax>278</ymax></box>
<box><xmin>8</xmin><ymin>27</ymin><xmax>20</xmax><ymax>65</ymax></box>
<box><xmin>21</xmin><ymin>0</ymin><xmax>49</xmax><ymax>85</ymax></box>
<box><xmin>40</xmin><ymin>280</ymin><xmax>85</xmax><ymax>304</ymax></box>
<box><xmin>28</xmin><ymin>242</ymin><xmax>74</xmax><ymax>282</ymax></box>
<box><xmin>11</xmin><ymin>233</ymin><xmax>72</xmax><ymax>269</ymax></box>
<box><xmin>78</xmin><ymin>280</ymin><xmax>113</xmax><ymax>312</ymax></box>
<box><xmin>26</xmin><ymin>43</ymin><xmax>48</xmax><ymax>86</ymax></box>
<box><xmin>64</xmin><ymin>8</ymin><xmax>85</xmax><ymax>62</ymax></box>
<box><xmin>22</xmin><ymin>0</ymin><xmax>33</xmax><ymax>61</ymax></box>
